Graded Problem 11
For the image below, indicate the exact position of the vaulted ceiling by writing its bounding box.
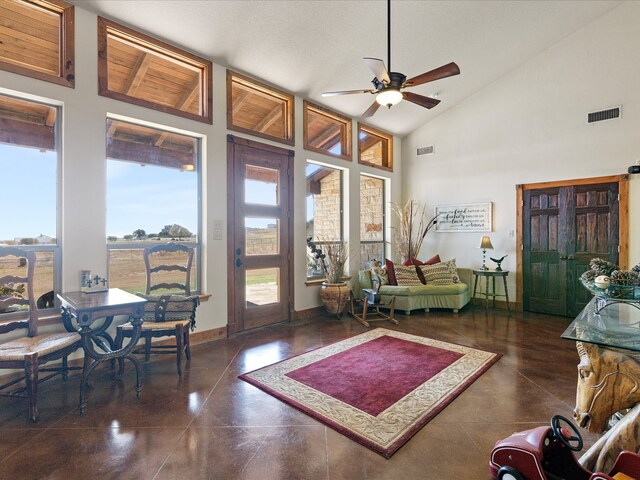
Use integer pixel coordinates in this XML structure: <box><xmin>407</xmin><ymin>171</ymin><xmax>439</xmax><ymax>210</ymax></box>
<box><xmin>75</xmin><ymin>0</ymin><xmax>622</xmax><ymax>136</ymax></box>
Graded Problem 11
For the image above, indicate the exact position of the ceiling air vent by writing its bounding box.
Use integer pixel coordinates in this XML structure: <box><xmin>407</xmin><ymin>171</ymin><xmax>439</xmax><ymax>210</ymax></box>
<box><xmin>587</xmin><ymin>106</ymin><xmax>621</xmax><ymax>124</ymax></box>
<box><xmin>417</xmin><ymin>145</ymin><xmax>434</xmax><ymax>156</ymax></box>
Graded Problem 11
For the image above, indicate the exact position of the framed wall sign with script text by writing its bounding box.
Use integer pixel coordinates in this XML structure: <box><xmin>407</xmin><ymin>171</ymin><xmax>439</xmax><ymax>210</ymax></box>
<box><xmin>434</xmin><ymin>203</ymin><xmax>492</xmax><ymax>232</ymax></box>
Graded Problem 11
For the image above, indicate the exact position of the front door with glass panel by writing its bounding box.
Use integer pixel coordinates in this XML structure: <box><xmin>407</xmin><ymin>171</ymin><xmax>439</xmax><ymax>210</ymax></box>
<box><xmin>227</xmin><ymin>136</ymin><xmax>293</xmax><ymax>333</ymax></box>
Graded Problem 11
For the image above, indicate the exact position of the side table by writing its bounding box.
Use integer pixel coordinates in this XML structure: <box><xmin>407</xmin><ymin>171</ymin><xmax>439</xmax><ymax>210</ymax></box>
<box><xmin>58</xmin><ymin>288</ymin><xmax>146</xmax><ymax>415</ymax></box>
<box><xmin>472</xmin><ymin>269</ymin><xmax>510</xmax><ymax>312</ymax></box>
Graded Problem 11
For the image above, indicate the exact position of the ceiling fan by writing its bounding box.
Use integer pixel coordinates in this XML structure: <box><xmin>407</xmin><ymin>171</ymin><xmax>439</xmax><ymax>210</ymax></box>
<box><xmin>321</xmin><ymin>0</ymin><xmax>460</xmax><ymax>118</ymax></box>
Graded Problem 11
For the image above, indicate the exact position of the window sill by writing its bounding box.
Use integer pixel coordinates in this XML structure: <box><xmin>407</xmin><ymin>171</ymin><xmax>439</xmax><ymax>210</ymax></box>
<box><xmin>305</xmin><ymin>276</ymin><xmax>351</xmax><ymax>287</ymax></box>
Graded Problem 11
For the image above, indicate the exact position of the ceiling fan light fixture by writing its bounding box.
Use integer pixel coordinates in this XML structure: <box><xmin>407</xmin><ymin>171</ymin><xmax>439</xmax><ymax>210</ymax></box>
<box><xmin>376</xmin><ymin>88</ymin><xmax>403</xmax><ymax>107</ymax></box>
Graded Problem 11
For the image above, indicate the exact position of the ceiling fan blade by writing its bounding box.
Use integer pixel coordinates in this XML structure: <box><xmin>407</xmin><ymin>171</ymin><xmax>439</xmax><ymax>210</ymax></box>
<box><xmin>363</xmin><ymin>57</ymin><xmax>391</xmax><ymax>84</ymax></box>
<box><xmin>403</xmin><ymin>91</ymin><xmax>441</xmax><ymax>109</ymax></box>
<box><xmin>362</xmin><ymin>101</ymin><xmax>381</xmax><ymax>118</ymax></box>
<box><xmin>321</xmin><ymin>89</ymin><xmax>374</xmax><ymax>97</ymax></box>
<box><xmin>405</xmin><ymin>62</ymin><xmax>460</xmax><ymax>87</ymax></box>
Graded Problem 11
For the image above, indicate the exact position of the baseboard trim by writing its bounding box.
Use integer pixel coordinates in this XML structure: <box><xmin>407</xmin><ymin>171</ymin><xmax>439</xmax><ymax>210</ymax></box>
<box><xmin>292</xmin><ymin>306</ymin><xmax>324</xmax><ymax>320</ymax></box>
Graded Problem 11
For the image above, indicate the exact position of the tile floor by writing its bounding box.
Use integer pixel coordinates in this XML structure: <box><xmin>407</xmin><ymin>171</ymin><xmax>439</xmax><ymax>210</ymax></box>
<box><xmin>0</xmin><ymin>306</ymin><xmax>598</xmax><ymax>479</ymax></box>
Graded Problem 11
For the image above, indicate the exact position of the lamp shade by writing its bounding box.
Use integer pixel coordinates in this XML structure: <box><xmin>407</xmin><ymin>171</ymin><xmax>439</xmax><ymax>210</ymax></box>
<box><xmin>479</xmin><ymin>236</ymin><xmax>493</xmax><ymax>250</ymax></box>
<box><xmin>376</xmin><ymin>89</ymin><xmax>403</xmax><ymax>107</ymax></box>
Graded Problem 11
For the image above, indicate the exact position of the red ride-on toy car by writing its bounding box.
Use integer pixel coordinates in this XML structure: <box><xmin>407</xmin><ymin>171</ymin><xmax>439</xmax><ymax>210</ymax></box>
<box><xmin>489</xmin><ymin>415</ymin><xmax>640</xmax><ymax>480</ymax></box>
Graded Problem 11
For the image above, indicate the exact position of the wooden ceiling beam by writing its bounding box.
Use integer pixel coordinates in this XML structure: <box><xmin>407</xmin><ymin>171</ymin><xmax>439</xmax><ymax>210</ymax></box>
<box><xmin>123</xmin><ymin>52</ymin><xmax>152</xmax><ymax>96</ymax></box>
<box><xmin>231</xmin><ymin>89</ymin><xmax>251</xmax><ymax>116</ymax></box>
<box><xmin>44</xmin><ymin>107</ymin><xmax>56</xmax><ymax>127</ymax></box>
<box><xmin>154</xmin><ymin>132</ymin><xmax>170</xmax><ymax>147</ymax></box>
<box><xmin>175</xmin><ymin>76</ymin><xmax>200</xmax><ymax>110</ymax></box>
<box><xmin>107</xmin><ymin>138</ymin><xmax>194</xmax><ymax>170</ymax></box>
<box><xmin>254</xmin><ymin>104</ymin><xmax>283</xmax><ymax>133</ymax></box>
<box><xmin>0</xmin><ymin>117</ymin><xmax>54</xmax><ymax>151</ymax></box>
<box><xmin>360</xmin><ymin>136</ymin><xmax>381</xmax><ymax>153</ymax></box>
<box><xmin>309</xmin><ymin>124</ymin><xmax>341</xmax><ymax>149</ymax></box>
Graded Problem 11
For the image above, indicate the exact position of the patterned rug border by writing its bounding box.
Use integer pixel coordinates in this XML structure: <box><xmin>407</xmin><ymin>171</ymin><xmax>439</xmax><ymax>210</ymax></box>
<box><xmin>238</xmin><ymin>328</ymin><xmax>501</xmax><ymax>458</ymax></box>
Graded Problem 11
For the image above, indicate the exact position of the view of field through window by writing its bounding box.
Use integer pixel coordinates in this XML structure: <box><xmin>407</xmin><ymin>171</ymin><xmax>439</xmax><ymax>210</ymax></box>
<box><xmin>0</xmin><ymin>93</ymin><xmax>58</xmax><ymax>311</ymax></box>
<box><xmin>106</xmin><ymin>119</ymin><xmax>199</xmax><ymax>293</ymax></box>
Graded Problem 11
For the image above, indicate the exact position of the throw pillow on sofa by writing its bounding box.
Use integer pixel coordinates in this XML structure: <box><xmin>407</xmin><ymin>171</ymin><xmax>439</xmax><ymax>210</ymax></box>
<box><xmin>394</xmin><ymin>265</ymin><xmax>423</xmax><ymax>286</ymax></box>
<box><xmin>370</xmin><ymin>260</ymin><xmax>389</xmax><ymax>285</ymax></box>
<box><xmin>420</xmin><ymin>259</ymin><xmax>460</xmax><ymax>285</ymax></box>
<box><xmin>385</xmin><ymin>258</ymin><xmax>398</xmax><ymax>285</ymax></box>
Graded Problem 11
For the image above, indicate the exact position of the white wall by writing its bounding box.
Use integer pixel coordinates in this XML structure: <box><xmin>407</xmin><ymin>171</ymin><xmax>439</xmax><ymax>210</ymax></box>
<box><xmin>401</xmin><ymin>1</ymin><xmax>640</xmax><ymax>297</ymax></box>
<box><xmin>0</xmin><ymin>5</ymin><xmax>401</xmax><ymax>332</ymax></box>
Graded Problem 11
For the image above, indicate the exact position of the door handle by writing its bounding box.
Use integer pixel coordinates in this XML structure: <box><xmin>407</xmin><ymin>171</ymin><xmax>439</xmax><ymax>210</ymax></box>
<box><xmin>559</xmin><ymin>255</ymin><xmax>567</xmax><ymax>260</ymax></box>
<box><xmin>567</xmin><ymin>255</ymin><xmax>575</xmax><ymax>260</ymax></box>
<box><xmin>235</xmin><ymin>258</ymin><xmax>243</xmax><ymax>268</ymax></box>
<box><xmin>236</xmin><ymin>248</ymin><xmax>242</xmax><ymax>256</ymax></box>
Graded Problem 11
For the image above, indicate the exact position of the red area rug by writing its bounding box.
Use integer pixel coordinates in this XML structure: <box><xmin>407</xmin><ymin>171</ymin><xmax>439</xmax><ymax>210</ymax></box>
<box><xmin>239</xmin><ymin>328</ymin><xmax>501</xmax><ymax>457</ymax></box>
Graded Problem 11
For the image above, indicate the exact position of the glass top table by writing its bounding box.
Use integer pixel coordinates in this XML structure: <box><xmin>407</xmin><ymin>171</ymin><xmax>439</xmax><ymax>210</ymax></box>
<box><xmin>561</xmin><ymin>296</ymin><xmax>640</xmax><ymax>352</ymax></box>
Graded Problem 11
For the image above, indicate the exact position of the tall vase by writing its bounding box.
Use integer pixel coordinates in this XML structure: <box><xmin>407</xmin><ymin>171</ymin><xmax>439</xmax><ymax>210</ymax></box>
<box><xmin>320</xmin><ymin>281</ymin><xmax>351</xmax><ymax>317</ymax></box>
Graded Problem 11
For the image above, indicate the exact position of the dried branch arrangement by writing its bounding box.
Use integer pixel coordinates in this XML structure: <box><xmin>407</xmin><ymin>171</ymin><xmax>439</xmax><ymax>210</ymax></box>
<box><xmin>391</xmin><ymin>200</ymin><xmax>439</xmax><ymax>261</ymax></box>
<box><xmin>307</xmin><ymin>238</ymin><xmax>349</xmax><ymax>284</ymax></box>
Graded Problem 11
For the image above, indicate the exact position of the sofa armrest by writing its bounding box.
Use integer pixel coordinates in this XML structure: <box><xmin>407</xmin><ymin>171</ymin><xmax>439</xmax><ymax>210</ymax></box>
<box><xmin>457</xmin><ymin>268</ymin><xmax>472</xmax><ymax>287</ymax></box>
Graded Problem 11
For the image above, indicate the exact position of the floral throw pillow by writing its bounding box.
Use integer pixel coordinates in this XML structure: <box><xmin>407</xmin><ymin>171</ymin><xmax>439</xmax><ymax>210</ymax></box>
<box><xmin>420</xmin><ymin>259</ymin><xmax>460</xmax><ymax>285</ymax></box>
<box><xmin>370</xmin><ymin>260</ymin><xmax>389</xmax><ymax>285</ymax></box>
<box><xmin>394</xmin><ymin>265</ymin><xmax>423</xmax><ymax>286</ymax></box>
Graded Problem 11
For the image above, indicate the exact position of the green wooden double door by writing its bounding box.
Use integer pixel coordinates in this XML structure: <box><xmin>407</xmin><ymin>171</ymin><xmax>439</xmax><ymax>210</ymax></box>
<box><xmin>523</xmin><ymin>182</ymin><xmax>619</xmax><ymax>317</ymax></box>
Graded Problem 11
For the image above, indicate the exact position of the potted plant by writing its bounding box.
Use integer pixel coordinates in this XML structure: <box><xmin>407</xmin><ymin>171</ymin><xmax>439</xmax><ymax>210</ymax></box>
<box><xmin>307</xmin><ymin>238</ymin><xmax>351</xmax><ymax>317</ymax></box>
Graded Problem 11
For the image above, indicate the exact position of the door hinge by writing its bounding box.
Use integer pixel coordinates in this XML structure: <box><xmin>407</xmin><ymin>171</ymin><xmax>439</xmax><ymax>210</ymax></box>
<box><xmin>521</xmin><ymin>244</ymin><xmax>524</xmax><ymax>251</ymax></box>
<box><xmin>521</xmin><ymin>200</ymin><xmax>524</xmax><ymax>207</ymax></box>
<box><xmin>618</xmin><ymin>245</ymin><xmax>620</xmax><ymax>253</ymax></box>
<box><xmin>617</xmin><ymin>193</ymin><xmax>620</xmax><ymax>202</ymax></box>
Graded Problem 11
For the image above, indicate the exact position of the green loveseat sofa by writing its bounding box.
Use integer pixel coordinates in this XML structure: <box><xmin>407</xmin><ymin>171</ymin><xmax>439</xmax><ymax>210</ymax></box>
<box><xmin>356</xmin><ymin>267</ymin><xmax>472</xmax><ymax>315</ymax></box>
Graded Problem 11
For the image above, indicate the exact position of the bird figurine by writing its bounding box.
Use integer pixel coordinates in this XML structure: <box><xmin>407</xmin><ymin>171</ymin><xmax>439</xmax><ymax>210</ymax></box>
<box><xmin>490</xmin><ymin>255</ymin><xmax>508</xmax><ymax>271</ymax></box>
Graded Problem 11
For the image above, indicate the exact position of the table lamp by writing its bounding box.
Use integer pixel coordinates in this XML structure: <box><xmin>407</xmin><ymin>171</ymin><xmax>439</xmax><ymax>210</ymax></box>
<box><xmin>478</xmin><ymin>236</ymin><xmax>493</xmax><ymax>270</ymax></box>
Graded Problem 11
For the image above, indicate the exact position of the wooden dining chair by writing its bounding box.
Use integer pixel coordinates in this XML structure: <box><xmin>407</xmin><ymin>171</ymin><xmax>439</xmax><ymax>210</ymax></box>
<box><xmin>114</xmin><ymin>243</ymin><xmax>199</xmax><ymax>376</ymax></box>
<box><xmin>0</xmin><ymin>246</ymin><xmax>82</xmax><ymax>421</ymax></box>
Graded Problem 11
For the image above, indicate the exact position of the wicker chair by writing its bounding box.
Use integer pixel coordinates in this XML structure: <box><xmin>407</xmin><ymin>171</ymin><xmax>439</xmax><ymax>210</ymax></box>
<box><xmin>0</xmin><ymin>246</ymin><xmax>82</xmax><ymax>421</ymax></box>
<box><xmin>114</xmin><ymin>243</ymin><xmax>199</xmax><ymax>375</ymax></box>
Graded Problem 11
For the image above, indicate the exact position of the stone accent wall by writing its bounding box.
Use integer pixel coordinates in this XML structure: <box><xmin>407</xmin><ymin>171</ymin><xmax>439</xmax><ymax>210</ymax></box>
<box><xmin>360</xmin><ymin>175</ymin><xmax>384</xmax><ymax>242</ymax></box>
<box><xmin>360</xmin><ymin>141</ymin><xmax>382</xmax><ymax>166</ymax></box>
<box><xmin>312</xmin><ymin>170</ymin><xmax>341</xmax><ymax>240</ymax></box>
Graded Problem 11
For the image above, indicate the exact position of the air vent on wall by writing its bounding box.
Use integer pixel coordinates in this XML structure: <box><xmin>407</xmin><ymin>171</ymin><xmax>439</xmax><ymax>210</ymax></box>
<box><xmin>587</xmin><ymin>106</ymin><xmax>621</xmax><ymax>124</ymax></box>
<box><xmin>417</xmin><ymin>145</ymin><xmax>434</xmax><ymax>155</ymax></box>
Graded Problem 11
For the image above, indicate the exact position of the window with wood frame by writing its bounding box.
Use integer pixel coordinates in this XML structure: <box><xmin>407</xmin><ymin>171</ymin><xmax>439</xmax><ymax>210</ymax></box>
<box><xmin>358</xmin><ymin>123</ymin><xmax>393</xmax><ymax>171</ymax></box>
<box><xmin>0</xmin><ymin>0</ymin><xmax>74</xmax><ymax>87</ymax></box>
<box><xmin>0</xmin><ymin>93</ymin><xmax>61</xmax><ymax>317</ymax></box>
<box><xmin>360</xmin><ymin>174</ymin><xmax>386</xmax><ymax>270</ymax></box>
<box><xmin>106</xmin><ymin>118</ymin><xmax>201</xmax><ymax>294</ymax></box>
<box><xmin>303</xmin><ymin>101</ymin><xmax>351</xmax><ymax>161</ymax></box>
<box><xmin>98</xmin><ymin>17</ymin><xmax>212</xmax><ymax>124</ymax></box>
<box><xmin>227</xmin><ymin>70</ymin><xmax>294</xmax><ymax>146</ymax></box>
<box><xmin>306</xmin><ymin>161</ymin><xmax>343</xmax><ymax>281</ymax></box>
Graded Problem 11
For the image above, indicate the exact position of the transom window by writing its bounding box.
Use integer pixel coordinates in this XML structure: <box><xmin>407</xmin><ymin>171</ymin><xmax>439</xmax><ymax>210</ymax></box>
<box><xmin>303</xmin><ymin>101</ymin><xmax>352</xmax><ymax>161</ymax></box>
<box><xmin>98</xmin><ymin>17</ymin><xmax>212</xmax><ymax>124</ymax></box>
<box><xmin>358</xmin><ymin>123</ymin><xmax>393</xmax><ymax>171</ymax></box>
<box><xmin>0</xmin><ymin>93</ymin><xmax>60</xmax><ymax>315</ymax></box>
<box><xmin>106</xmin><ymin>118</ymin><xmax>201</xmax><ymax>294</ymax></box>
<box><xmin>0</xmin><ymin>0</ymin><xmax>75</xmax><ymax>87</ymax></box>
<box><xmin>306</xmin><ymin>161</ymin><xmax>343</xmax><ymax>280</ymax></box>
<box><xmin>360</xmin><ymin>174</ymin><xmax>387</xmax><ymax>269</ymax></box>
<box><xmin>227</xmin><ymin>70</ymin><xmax>294</xmax><ymax>146</ymax></box>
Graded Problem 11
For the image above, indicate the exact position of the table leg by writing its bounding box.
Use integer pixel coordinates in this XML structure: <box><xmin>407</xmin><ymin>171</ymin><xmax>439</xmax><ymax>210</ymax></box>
<box><xmin>473</xmin><ymin>275</ymin><xmax>479</xmax><ymax>299</ymax></box>
<box><xmin>485</xmin><ymin>276</ymin><xmax>489</xmax><ymax>311</ymax></box>
<box><xmin>492</xmin><ymin>276</ymin><xmax>497</xmax><ymax>308</ymax></box>
<box><xmin>503</xmin><ymin>276</ymin><xmax>510</xmax><ymax>312</ymax></box>
<box><xmin>78</xmin><ymin>316</ymin><xmax>143</xmax><ymax>415</ymax></box>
